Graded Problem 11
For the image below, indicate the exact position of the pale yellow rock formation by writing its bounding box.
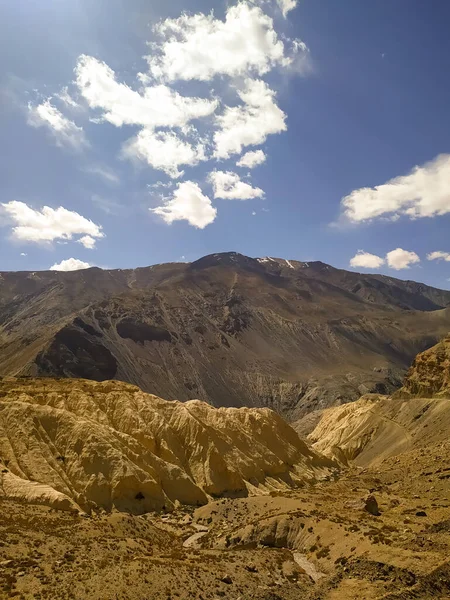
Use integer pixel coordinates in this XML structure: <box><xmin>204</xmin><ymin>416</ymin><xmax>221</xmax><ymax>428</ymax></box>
<box><xmin>309</xmin><ymin>394</ymin><xmax>450</xmax><ymax>466</ymax></box>
<box><xmin>0</xmin><ymin>378</ymin><xmax>334</xmax><ymax>513</ymax></box>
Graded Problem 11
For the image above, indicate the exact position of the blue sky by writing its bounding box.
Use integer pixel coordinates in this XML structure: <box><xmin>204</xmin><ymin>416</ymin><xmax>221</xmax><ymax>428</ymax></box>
<box><xmin>1</xmin><ymin>0</ymin><xmax>450</xmax><ymax>288</ymax></box>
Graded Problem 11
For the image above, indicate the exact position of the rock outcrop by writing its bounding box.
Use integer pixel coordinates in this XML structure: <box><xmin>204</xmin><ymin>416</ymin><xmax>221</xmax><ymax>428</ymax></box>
<box><xmin>393</xmin><ymin>334</ymin><xmax>450</xmax><ymax>399</ymax></box>
<box><xmin>0</xmin><ymin>378</ymin><xmax>335</xmax><ymax>514</ymax></box>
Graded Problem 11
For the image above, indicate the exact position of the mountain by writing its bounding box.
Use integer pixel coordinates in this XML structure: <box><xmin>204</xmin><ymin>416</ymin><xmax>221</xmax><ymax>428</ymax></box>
<box><xmin>0</xmin><ymin>377</ymin><xmax>334</xmax><ymax>514</ymax></box>
<box><xmin>1</xmin><ymin>252</ymin><xmax>450</xmax><ymax>419</ymax></box>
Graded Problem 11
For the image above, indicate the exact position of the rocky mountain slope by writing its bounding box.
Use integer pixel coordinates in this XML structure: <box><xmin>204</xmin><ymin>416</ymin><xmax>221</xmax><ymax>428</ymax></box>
<box><xmin>308</xmin><ymin>336</ymin><xmax>450</xmax><ymax>466</ymax></box>
<box><xmin>2</xmin><ymin>252</ymin><xmax>450</xmax><ymax>418</ymax></box>
<box><xmin>0</xmin><ymin>378</ymin><xmax>334</xmax><ymax>514</ymax></box>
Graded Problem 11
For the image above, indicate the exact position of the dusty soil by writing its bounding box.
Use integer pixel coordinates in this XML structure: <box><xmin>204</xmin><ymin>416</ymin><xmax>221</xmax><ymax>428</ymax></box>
<box><xmin>1</xmin><ymin>440</ymin><xmax>448</xmax><ymax>600</ymax></box>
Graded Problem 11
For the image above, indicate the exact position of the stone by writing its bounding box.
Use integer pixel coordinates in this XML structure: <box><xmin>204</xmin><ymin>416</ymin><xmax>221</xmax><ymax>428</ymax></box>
<box><xmin>364</xmin><ymin>495</ymin><xmax>380</xmax><ymax>516</ymax></box>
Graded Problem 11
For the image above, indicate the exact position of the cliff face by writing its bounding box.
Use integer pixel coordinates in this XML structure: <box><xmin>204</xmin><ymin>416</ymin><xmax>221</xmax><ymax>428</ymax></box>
<box><xmin>1</xmin><ymin>253</ymin><xmax>450</xmax><ymax>418</ymax></box>
<box><xmin>393</xmin><ymin>334</ymin><xmax>450</xmax><ymax>399</ymax></box>
<box><xmin>0</xmin><ymin>378</ymin><xmax>334</xmax><ymax>514</ymax></box>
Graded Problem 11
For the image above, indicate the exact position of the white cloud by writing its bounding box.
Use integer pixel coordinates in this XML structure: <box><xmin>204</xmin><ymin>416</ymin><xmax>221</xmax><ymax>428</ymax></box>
<box><xmin>386</xmin><ymin>248</ymin><xmax>420</xmax><ymax>270</ymax></box>
<box><xmin>214</xmin><ymin>79</ymin><xmax>286</xmax><ymax>158</ymax></box>
<box><xmin>147</xmin><ymin>180</ymin><xmax>174</xmax><ymax>190</ymax></box>
<box><xmin>50</xmin><ymin>258</ymin><xmax>92</xmax><ymax>271</ymax></box>
<box><xmin>341</xmin><ymin>154</ymin><xmax>450</xmax><ymax>223</ymax></box>
<box><xmin>237</xmin><ymin>149</ymin><xmax>266</xmax><ymax>168</ymax></box>
<box><xmin>209</xmin><ymin>170</ymin><xmax>264</xmax><ymax>200</ymax></box>
<box><xmin>123</xmin><ymin>129</ymin><xmax>207</xmax><ymax>178</ymax></box>
<box><xmin>151</xmin><ymin>181</ymin><xmax>216</xmax><ymax>228</ymax></box>
<box><xmin>277</xmin><ymin>0</ymin><xmax>298</xmax><ymax>17</ymax></box>
<box><xmin>20</xmin><ymin>252</ymin><xmax>27</xmax><ymax>257</ymax></box>
<box><xmin>77</xmin><ymin>235</ymin><xmax>97</xmax><ymax>249</ymax></box>
<box><xmin>27</xmin><ymin>100</ymin><xmax>88</xmax><ymax>150</ymax></box>
<box><xmin>350</xmin><ymin>251</ymin><xmax>385</xmax><ymax>270</ymax></box>
<box><xmin>55</xmin><ymin>86</ymin><xmax>79</xmax><ymax>109</ymax></box>
<box><xmin>146</xmin><ymin>3</ymin><xmax>290</xmax><ymax>82</ymax></box>
<box><xmin>1</xmin><ymin>201</ymin><xmax>104</xmax><ymax>245</ymax></box>
<box><xmin>427</xmin><ymin>251</ymin><xmax>450</xmax><ymax>262</ymax></box>
<box><xmin>75</xmin><ymin>55</ymin><xmax>217</xmax><ymax>129</ymax></box>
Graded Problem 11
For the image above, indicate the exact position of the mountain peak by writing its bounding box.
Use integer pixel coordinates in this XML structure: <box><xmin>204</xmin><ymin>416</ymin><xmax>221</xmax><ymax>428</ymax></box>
<box><xmin>189</xmin><ymin>252</ymin><xmax>261</xmax><ymax>270</ymax></box>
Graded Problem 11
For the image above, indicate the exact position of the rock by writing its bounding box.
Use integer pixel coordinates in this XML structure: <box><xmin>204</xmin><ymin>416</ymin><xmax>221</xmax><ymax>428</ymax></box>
<box><xmin>220</xmin><ymin>575</ymin><xmax>233</xmax><ymax>585</ymax></box>
<box><xmin>364</xmin><ymin>495</ymin><xmax>380</xmax><ymax>516</ymax></box>
<box><xmin>0</xmin><ymin>378</ymin><xmax>335</xmax><ymax>515</ymax></box>
<box><xmin>393</xmin><ymin>335</ymin><xmax>450</xmax><ymax>399</ymax></box>
<box><xmin>245</xmin><ymin>565</ymin><xmax>258</xmax><ymax>573</ymax></box>
<box><xmin>0</xmin><ymin>560</ymin><xmax>13</xmax><ymax>568</ymax></box>
<box><xmin>416</xmin><ymin>511</ymin><xmax>427</xmax><ymax>517</ymax></box>
<box><xmin>181</xmin><ymin>514</ymin><xmax>193</xmax><ymax>525</ymax></box>
<box><xmin>281</xmin><ymin>560</ymin><xmax>302</xmax><ymax>581</ymax></box>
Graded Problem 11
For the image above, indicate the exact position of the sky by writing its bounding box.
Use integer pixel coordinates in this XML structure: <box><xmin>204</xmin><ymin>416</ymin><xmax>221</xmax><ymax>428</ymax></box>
<box><xmin>1</xmin><ymin>0</ymin><xmax>450</xmax><ymax>289</ymax></box>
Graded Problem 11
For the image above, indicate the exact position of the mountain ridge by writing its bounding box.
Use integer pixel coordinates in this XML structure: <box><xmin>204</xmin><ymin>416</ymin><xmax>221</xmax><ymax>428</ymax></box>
<box><xmin>1</xmin><ymin>252</ymin><xmax>450</xmax><ymax>418</ymax></box>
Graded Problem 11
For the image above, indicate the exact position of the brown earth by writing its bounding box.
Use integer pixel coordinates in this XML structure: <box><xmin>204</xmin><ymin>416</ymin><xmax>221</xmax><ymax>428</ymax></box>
<box><xmin>0</xmin><ymin>433</ymin><xmax>448</xmax><ymax>599</ymax></box>
<box><xmin>1</xmin><ymin>338</ymin><xmax>450</xmax><ymax>599</ymax></box>
<box><xmin>2</xmin><ymin>253</ymin><xmax>450</xmax><ymax>418</ymax></box>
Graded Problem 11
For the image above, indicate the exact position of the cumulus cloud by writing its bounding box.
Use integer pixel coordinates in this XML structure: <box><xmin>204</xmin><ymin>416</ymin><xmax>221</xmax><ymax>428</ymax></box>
<box><xmin>77</xmin><ymin>235</ymin><xmax>97</xmax><ymax>249</ymax></box>
<box><xmin>75</xmin><ymin>55</ymin><xmax>217</xmax><ymax>129</ymax></box>
<box><xmin>341</xmin><ymin>154</ymin><xmax>450</xmax><ymax>223</ymax></box>
<box><xmin>27</xmin><ymin>100</ymin><xmax>88</xmax><ymax>150</ymax></box>
<box><xmin>50</xmin><ymin>258</ymin><xmax>92</xmax><ymax>271</ymax></box>
<box><xmin>209</xmin><ymin>170</ymin><xmax>264</xmax><ymax>200</ymax></box>
<box><xmin>237</xmin><ymin>149</ymin><xmax>266</xmax><ymax>168</ymax></box>
<box><xmin>151</xmin><ymin>181</ymin><xmax>216</xmax><ymax>228</ymax></box>
<box><xmin>214</xmin><ymin>79</ymin><xmax>286</xmax><ymax>158</ymax></box>
<box><xmin>386</xmin><ymin>248</ymin><xmax>420</xmax><ymax>270</ymax></box>
<box><xmin>146</xmin><ymin>3</ymin><xmax>293</xmax><ymax>82</ymax></box>
<box><xmin>1</xmin><ymin>201</ymin><xmax>104</xmax><ymax>245</ymax></box>
<box><xmin>349</xmin><ymin>251</ymin><xmax>385</xmax><ymax>270</ymax></box>
<box><xmin>123</xmin><ymin>129</ymin><xmax>207</xmax><ymax>178</ymax></box>
<box><xmin>427</xmin><ymin>251</ymin><xmax>450</xmax><ymax>262</ymax></box>
<box><xmin>29</xmin><ymin>1</ymin><xmax>309</xmax><ymax>225</ymax></box>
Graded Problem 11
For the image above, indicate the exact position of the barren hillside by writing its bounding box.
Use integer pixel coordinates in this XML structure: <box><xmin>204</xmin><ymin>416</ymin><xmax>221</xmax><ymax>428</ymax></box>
<box><xmin>2</xmin><ymin>253</ymin><xmax>450</xmax><ymax>418</ymax></box>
